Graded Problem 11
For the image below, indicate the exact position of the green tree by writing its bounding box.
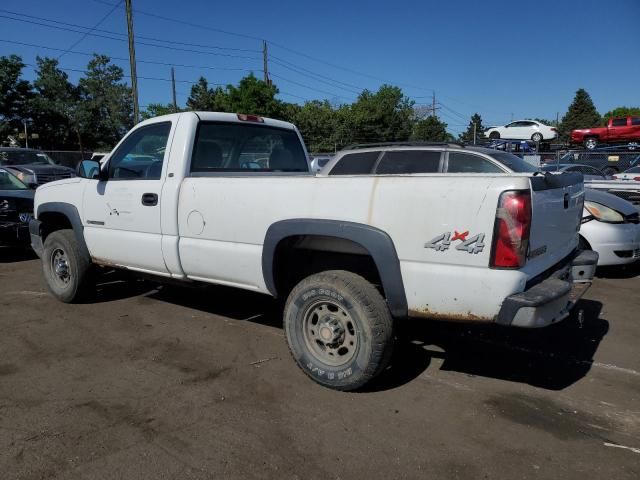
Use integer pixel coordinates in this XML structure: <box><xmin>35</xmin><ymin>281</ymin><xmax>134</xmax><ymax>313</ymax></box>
<box><xmin>411</xmin><ymin>115</ymin><xmax>450</xmax><ymax>142</ymax></box>
<box><xmin>458</xmin><ymin>113</ymin><xmax>485</xmax><ymax>143</ymax></box>
<box><xmin>29</xmin><ymin>57</ymin><xmax>81</xmax><ymax>149</ymax></box>
<box><xmin>186</xmin><ymin>77</ymin><xmax>229</xmax><ymax>111</ymax></box>
<box><xmin>78</xmin><ymin>55</ymin><xmax>133</xmax><ymax>149</ymax></box>
<box><xmin>0</xmin><ymin>55</ymin><xmax>32</xmax><ymax>145</ymax></box>
<box><xmin>292</xmin><ymin>100</ymin><xmax>339</xmax><ymax>152</ymax></box>
<box><xmin>226</xmin><ymin>73</ymin><xmax>282</xmax><ymax>117</ymax></box>
<box><xmin>346</xmin><ymin>85</ymin><xmax>414</xmax><ymax>144</ymax></box>
<box><xmin>559</xmin><ymin>88</ymin><xmax>600</xmax><ymax>140</ymax></box>
<box><xmin>601</xmin><ymin>106</ymin><xmax>640</xmax><ymax>123</ymax></box>
<box><xmin>142</xmin><ymin>103</ymin><xmax>179</xmax><ymax>120</ymax></box>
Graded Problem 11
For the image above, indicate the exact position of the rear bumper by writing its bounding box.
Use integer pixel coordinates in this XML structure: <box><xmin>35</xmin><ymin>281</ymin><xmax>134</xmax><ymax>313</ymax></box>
<box><xmin>29</xmin><ymin>219</ymin><xmax>44</xmax><ymax>258</ymax></box>
<box><xmin>496</xmin><ymin>250</ymin><xmax>598</xmax><ymax>328</ymax></box>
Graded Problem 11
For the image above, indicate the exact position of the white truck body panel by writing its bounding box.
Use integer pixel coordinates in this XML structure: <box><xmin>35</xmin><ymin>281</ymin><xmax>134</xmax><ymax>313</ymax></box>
<box><xmin>33</xmin><ymin>112</ymin><xmax>589</xmax><ymax>325</ymax></box>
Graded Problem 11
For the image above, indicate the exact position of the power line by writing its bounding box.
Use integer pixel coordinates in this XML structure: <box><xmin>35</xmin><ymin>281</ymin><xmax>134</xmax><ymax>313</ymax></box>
<box><xmin>268</xmin><ymin>72</ymin><xmax>355</xmax><ymax>102</ymax></box>
<box><xmin>23</xmin><ymin>62</ymin><xmax>224</xmax><ymax>86</ymax></box>
<box><xmin>0</xmin><ymin>14</ymin><xmax>261</xmax><ymax>60</ymax></box>
<box><xmin>0</xmin><ymin>8</ymin><xmax>260</xmax><ymax>53</ymax></box>
<box><xmin>87</xmin><ymin>0</ymin><xmax>436</xmax><ymax>93</ymax></box>
<box><xmin>57</xmin><ymin>1</ymin><xmax>123</xmax><ymax>59</ymax></box>
<box><xmin>0</xmin><ymin>38</ymin><xmax>261</xmax><ymax>72</ymax></box>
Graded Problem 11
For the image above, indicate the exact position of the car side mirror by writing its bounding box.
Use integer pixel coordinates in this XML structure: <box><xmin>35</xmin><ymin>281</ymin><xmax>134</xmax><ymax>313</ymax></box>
<box><xmin>76</xmin><ymin>160</ymin><xmax>102</xmax><ymax>180</ymax></box>
<box><xmin>27</xmin><ymin>182</ymin><xmax>38</xmax><ymax>189</ymax></box>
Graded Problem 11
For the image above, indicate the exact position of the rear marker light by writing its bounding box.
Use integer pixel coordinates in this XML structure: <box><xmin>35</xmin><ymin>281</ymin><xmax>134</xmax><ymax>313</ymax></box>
<box><xmin>490</xmin><ymin>190</ymin><xmax>532</xmax><ymax>269</ymax></box>
<box><xmin>237</xmin><ymin>113</ymin><xmax>264</xmax><ymax>123</ymax></box>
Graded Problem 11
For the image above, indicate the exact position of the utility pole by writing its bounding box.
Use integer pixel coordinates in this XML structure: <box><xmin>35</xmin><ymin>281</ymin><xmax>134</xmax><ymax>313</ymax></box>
<box><xmin>125</xmin><ymin>0</ymin><xmax>140</xmax><ymax>124</ymax></box>
<box><xmin>171</xmin><ymin>67</ymin><xmax>178</xmax><ymax>113</ymax></box>
<box><xmin>473</xmin><ymin>122</ymin><xmax>477</xmax><ymax>145</ymax></box>
<box><xmin>23</xmin><ymin>120</ymin><xmax>29</xmax><ymax>149</ymax></box>
<box><xmin>262</xmin><ymin>40</ymin><xmax>270</xmax><ymax>85</ymax></box>
<box><xmin>556</xmin><ymin>111</ymin><xmax>559</xmax><ymax>126</ymax></box>
<box><xmin>432</xmin><ymin>91</ymin><xmax>436</xmax><ymax>117</ymax></box>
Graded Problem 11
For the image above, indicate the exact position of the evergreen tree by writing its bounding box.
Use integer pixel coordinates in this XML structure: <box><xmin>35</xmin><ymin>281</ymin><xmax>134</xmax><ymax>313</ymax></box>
<box><xmin>30</xmin><ymin>57</ymin><xmax>80</xmax><ymax>149</ymax></box>
<box><xmin>458</xmin><ymin>113</ymin><xmax>485</xmax><ymax>143</ymax></box>
<box><xmin>411</xmin><ymin>115</ymin><xmax>450</xmax><ymax>142</ymax></box>
<box><xmin>559</xmin><ymin>89</ymin><xmax>600</xmax><ymax>140</ymax></box>
<box><xmin>0</xmin><ymin>55</ymin><xmax>32</xmax><ymax>145</ymax></box>
<box><xmin>78</xmin><ymin>55</ymin><xmax>133</xmax><ymax>149</ymax></box>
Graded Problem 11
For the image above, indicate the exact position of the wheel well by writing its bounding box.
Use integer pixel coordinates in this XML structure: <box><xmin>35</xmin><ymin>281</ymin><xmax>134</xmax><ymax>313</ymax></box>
<box><xmin>272</xmin><ymin>235</ymin><xmax>384</xmax><ymax>300</ymax></box>
<box><xmin>39</xmin><ymin>212</ymin><xmax>73</xmax><ymax>242</ymax></box>
<box><xmin>579</xmin><ymin>234</ymin><xmax>592</xmax><ymax>251</ymax></box>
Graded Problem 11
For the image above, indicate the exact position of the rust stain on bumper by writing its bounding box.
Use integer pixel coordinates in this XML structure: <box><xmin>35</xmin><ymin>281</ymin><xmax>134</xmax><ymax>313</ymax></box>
<box><xmin>409</xmin><ymin>307</ymin><xmax>493</xmax><ymax>323</ymax></box>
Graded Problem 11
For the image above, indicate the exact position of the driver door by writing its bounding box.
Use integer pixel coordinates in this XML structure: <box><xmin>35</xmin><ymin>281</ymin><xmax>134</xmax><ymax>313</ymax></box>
<box><xmin>82</xmin><ymin>121</ymin><xmax>173</xmax><ymax>274</ymax></box>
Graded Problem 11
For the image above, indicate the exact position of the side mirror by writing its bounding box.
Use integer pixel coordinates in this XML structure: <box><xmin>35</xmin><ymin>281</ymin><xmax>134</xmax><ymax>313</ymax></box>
<box><xmin>76</xmin><ymin>160</ymin><xmax>102</xmax><ymax>180</ymax></box>
<box><xmin>27</xmin><ymin>182</ymin><xmax>38</xmax><ymax>189</ymax></box>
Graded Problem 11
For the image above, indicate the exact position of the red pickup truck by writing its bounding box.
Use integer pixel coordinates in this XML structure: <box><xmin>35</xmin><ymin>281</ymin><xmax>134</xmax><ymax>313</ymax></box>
<box><xmin>571</xmin><ymin>116</ymin><xmax>640</xmax><ymax>150</ymax></box>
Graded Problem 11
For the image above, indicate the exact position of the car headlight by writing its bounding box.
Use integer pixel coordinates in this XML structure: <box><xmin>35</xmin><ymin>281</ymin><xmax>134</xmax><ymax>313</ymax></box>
<box><xmin>584</xmin><ymin>201</ymin><xmax>624</xmax><ymax>223</ymax></box>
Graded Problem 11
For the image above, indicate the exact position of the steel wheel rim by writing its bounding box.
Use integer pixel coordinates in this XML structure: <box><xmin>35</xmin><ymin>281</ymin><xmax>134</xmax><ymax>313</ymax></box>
<box><xmin>533</xmin><ymin>134</ymin><xmax>542</xmax><ymax>142</ymax></box>
<box><xmin>586</xmin><ymin>139</ymin><xmax>596</xmax><ymax>149</ymax></box>
<box><xmin>302</xmin><ymin>300</ymin><xmax>358</xmax><ymax>367</ymax></box>
<box><xmin>51</xmin><ymin>248</ymin><xmax>71</xmax><ymax>287</ymax></box>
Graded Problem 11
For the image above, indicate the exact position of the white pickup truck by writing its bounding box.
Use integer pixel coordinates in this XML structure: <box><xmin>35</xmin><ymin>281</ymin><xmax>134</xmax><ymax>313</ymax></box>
<box><xmin>30</xmin><ymin>112</ymin><xmax>598</xmax><ymax>390</ymax></box>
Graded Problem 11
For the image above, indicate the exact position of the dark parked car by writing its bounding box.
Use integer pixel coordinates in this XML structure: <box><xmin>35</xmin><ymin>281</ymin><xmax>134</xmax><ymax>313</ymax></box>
<box><xmin>559</xmin><ymin>149</ymin><xmax>640</xmax><ymax>175</ymax></box>
<box><xmin>0</xmin><ymin>168</ymin><xmax>34</xmax><ymax>246</ymax></box>
<box><xmin>541</xmin><ymin>163</ymin><xmax>609</xmax><ymax>181</ymax></box>
<box><xmin>0</xmin><ymin>147</ymin><xmax>75</xmax><ymax>186</ymax></box>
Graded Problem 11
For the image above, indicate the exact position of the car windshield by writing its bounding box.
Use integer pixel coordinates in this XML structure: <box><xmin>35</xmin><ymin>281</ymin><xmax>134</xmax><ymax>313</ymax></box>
<box><xmin>0</xmin><ymin>168</ymin><xmax>28</xmax><ymax>190</ymax></box>
<box><xmin>0</xmin><ymin>150</ymin><xmax>56</xmax><ymax>166</ymax></box>
<box><xmin>624</xmin><ymin>166</ymin><xmax>640</xmax><ymax>174</ymax></box>
<box><xmin>541</xmin><ymin>164</ymin><xmax>561</xmax><ymax>172</ymax></box>
<box><xmin>487</xmin><ymin>152</ymin><xmax>540</xmax><ymax>172</ymax></box>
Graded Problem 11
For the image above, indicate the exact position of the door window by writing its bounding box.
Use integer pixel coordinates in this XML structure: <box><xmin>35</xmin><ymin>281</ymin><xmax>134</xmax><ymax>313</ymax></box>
<box><xmin>376</xmin><ymin>150</ymin><xmax>441</xmax><ymax>174</ymax></box>
<box><xmin>631</xmin><ymin>117</ymin><xmax>640</xmax><ymax>126</ymax></box>
<box><xmin>108</xmin><ymin>122</ymin><xmax>171</xmax><ymax>180</ymax></box>
<box><xmin>329</xmin><ymin>151</ymin><xmax>380</xmax><ymax>175</ymax></box>
<box><xmin>447</xmin><ymin>152</ymin><xmax>504</xmax><ymax>173</ymax></box>
<box><xmin>611</xmin><ymin>118</ymin><xmax>628</xmax><ymax>127</ymax></box>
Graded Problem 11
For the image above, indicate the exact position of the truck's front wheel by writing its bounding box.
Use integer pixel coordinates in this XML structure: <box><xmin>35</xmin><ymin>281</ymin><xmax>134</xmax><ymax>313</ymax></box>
<box><xmin>42</xmin><ymin>229</ymin><xmax>93</xmax><ymax>303</ymax></box>
<box><xmin>283</xmin><ymin>270</ymin><xmax>394</xmax><ymax>391</ymax></box>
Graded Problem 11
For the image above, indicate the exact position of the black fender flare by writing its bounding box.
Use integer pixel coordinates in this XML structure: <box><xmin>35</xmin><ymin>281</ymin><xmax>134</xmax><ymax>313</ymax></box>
<box><xmin>37</xmin><ymin>202</ymin><xmax>91</xmax><ymax>261</ymax></box>
<box><xmin>262</xmin><ymin>219</ymin><xmax>408</xmax><ymax>318</ymax></box>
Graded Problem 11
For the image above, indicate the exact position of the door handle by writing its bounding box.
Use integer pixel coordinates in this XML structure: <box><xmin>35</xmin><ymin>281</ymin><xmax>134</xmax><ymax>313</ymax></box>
<box><xmin>141</xmin><ymin>193</ymin><xmax>158</xmax><ymax>206</ymax></box>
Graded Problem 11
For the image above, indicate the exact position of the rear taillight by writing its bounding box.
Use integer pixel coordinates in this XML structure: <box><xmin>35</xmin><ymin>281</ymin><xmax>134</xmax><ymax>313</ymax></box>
<box><xmin>551</xmin><ymin>127</ymin><xmax>557</xmax><ymax>132</ymax></box>
<box><xmin>490</xmin><ymin>190</ymin><xmax>532</xmax><ymax>269</ymax></box>
<box><xmin>612</xmin><ymin>175</ymin><xmax>619</xmax><ymax>179</ymax></box>
<box><xmin>634</xmin><ymin>177</ymin><xmax>640</xmax><ymax>181</ymax></box>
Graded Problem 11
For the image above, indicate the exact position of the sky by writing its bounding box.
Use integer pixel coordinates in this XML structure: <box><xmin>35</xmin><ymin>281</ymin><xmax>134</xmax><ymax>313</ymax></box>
<box><xmin>1</xmin><ymin>0</ymin><xmax>638</xmax><ymax>135</ymax></box>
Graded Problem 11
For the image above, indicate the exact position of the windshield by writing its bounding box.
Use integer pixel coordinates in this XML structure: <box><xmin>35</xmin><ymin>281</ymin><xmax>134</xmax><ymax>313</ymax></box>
<box><xmin>0</xmin><ymin>168</ymin><xmax>28</xmax><ymax>190</ymax></box>
<box><xmin>0</xmin><ymin>150</ymin><xmax>56</xmax><ymax>166</ymax></box>
<box><xmin>541</xmin><ymin>164</ymin><xmax>560</xmax><ymax>172</ymax></box>
<box><xmin>624</xmin><ymin>166</ymin><xmax>640</xmax><ymax>174</ymax></box>
<box><xmin>488</xmin><ymin>152</ymin><xmax>540</xmax><ymax>172</ymax></box>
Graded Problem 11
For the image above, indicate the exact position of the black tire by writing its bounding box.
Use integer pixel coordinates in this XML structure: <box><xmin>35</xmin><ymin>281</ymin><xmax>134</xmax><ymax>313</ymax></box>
<box><xmin>531</xmin><ymin>132</ymin><xmax>543</xmax><ymax>143</ymax></box>
<box><xmin>283</xmin><ymin>270</ymin><xmax>394</xmax><ymax>391</ymax></box>
<box><xmin>584</xmin><ymin>137</ymin><xmax>598</xmax><ymax>150</ymax></box>
<box><xmin>489</xmin><ymin>131</ymin><xmax>500</xmax><ymax>139</ymax></box>
<box><xmin>42</xmin><ymin>229</ymin><xmax>94</xmax><ymax>303</ymax></box>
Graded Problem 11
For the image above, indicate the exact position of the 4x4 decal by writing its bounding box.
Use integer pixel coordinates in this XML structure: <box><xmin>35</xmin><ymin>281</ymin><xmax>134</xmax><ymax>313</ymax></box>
<box><xmin>425</xmin><ymin>231</ymin><xmax>485</xmax><ymax>254</ymax></box>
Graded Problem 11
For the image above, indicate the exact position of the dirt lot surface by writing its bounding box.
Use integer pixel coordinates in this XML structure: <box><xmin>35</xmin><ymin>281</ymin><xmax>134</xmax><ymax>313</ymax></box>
<box><xmin>1</xmin><ymin>249</ymin><xmax>639</xmax><ymax>479</ymax></box>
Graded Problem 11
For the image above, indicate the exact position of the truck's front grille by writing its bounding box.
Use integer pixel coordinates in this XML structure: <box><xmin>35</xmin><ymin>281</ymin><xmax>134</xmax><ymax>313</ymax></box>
<box><xmin>36</xmin><ymin>172</ymin><xmax>74</xmax><ymax>185</ymax></box>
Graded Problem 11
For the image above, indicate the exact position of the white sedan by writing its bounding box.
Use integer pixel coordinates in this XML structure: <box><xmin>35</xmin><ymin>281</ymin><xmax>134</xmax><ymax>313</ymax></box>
<box><xmin>580</xmin><ymin>189</ymin><xmax>640</xmax><ymax>266</ymax></box>
<box><xmin>485</xmin><ymin>120</ymin><xmax>558</xmax><ymax>142</ymax></box>
<box><xmin>613</xmin><ymin>166</ymin><xmax>640</xmax><ymax>181</ymax></box>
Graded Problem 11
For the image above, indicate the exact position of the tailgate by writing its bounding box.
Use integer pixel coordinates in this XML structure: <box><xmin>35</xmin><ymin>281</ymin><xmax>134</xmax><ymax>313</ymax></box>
<box><xmin>526</xmin><ymin>172</ymin><xmax>584</xmax><ymax>276</ymax></box>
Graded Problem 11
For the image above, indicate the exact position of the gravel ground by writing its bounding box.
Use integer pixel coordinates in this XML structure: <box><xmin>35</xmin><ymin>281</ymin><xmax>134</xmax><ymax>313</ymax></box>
<box><xmin>1</xmin><ymin>249</ymin><xmax>639</xmax><ymax>479</ymax></box>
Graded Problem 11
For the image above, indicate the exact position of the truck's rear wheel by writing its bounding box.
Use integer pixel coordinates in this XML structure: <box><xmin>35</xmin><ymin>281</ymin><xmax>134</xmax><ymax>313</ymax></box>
<box><xmin>42</xmin><ymin>229</ymin><xmax>93</xmax><ymax>303</ymax></box>
<box><xmin>584</xmin><ymin>137</ymin><xmax>598</xmax><ymax>150</ymax></box>
<box><xmin>283</xmin><ymin>270</ymin><xmax>394</xmax><ymax>391</ymax></box>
